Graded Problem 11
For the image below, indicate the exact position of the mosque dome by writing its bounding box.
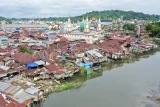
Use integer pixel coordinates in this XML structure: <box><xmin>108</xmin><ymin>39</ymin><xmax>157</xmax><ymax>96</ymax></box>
<box><xmin>92</xmin><ymin>17</ymin><xmax>96</xmax><ymax>21</ymax></box>
<box><xmin>80</xmin><ymin>21</ymin><xmax>92</xmax><ymax>32</ymax></box>
<box><xmin>80</xmin><ymin>21</ymin><xmax>86</xmax><ymax>32</ymax></box>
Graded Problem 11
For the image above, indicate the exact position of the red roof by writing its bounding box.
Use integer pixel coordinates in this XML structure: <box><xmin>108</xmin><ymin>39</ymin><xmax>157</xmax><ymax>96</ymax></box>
<box><xmin>32</xmin><ymin>45</ymin><xmax>43</xmax><ymax>50</ymax></box>
<box><xmin>6</xmin><ymin>102</ymin><xmax>25</xmax><ymax>107</ymax></box>
<box><xmin>126</xmin><ymin>38</ymin><xmax>131</xmax><ymax>44</ymax></box>
<box><xmin>11</xmin><ymin>53</ymin><xmax>41</xmax><ymax>64</ymax></box>
<box><xmin>45</xmin><ymin>64</ymin><xmax>58</xmax><ymax>72</ymax></box>
<box><xmin>0</xmin><ymin>95</ymin><xmax>8</xmax><ymax>106</ymax></box>
<box><xmin>6</xmin><ymin>96</ymin><xmax>26</xmax><ymax>107</ymax></box>
<box><xmin>49</xmin><ymin>52</ymin><xmax>57</xmax><ymax>59</ymax></box>
<box><xmin>0</xmin><ymin>48</ymin><xmax>7</xmax><ymax>52</ymax></box>
<box><xmin>35</xmin><ymin>36</ymin><xmax>45</xmax><ymax>40</ymax></box>
<box><xmin>98</xmin><ymin>40</ymin><xmax>122</xmax><ymax>53</ymax></box>
<box><xmin>0</xmin><ymin>68</ymin><xmax>6</xmax><ymax>74</ymax></box>
<box><xmin>0</xmin><ymin>56</ymin><xmax>5</xmax><ymax>61</ymax></box>
<box><xmin>45</xmin><ymin>64</ymin><xmax>64</xmax><ymax>73</ymax></box>
<box><xmin>110</xmin><ymin>36</ymin><xmax>126</xmax><ymax>41</ymax></box>
<box><xmin>0</xmin><ymin>31</ymin><xmax>5</xmax><ymax>36</ymax></box>
<box><xmin>56</xmin><ymin>69</ymin><xmax>64</xmax><ymax>75</ymax></box>
<box><xmin>19</xmin><ymin>66</ymin><xmax>27</xmax><ymax>71</ymax></box>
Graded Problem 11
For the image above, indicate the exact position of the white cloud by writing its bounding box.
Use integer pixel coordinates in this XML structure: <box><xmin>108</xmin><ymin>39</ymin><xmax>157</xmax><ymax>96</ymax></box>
<box><xmin>0</xmin><ymin>0</ymin><xmax>159</xmax><ymax>18</ymax></box>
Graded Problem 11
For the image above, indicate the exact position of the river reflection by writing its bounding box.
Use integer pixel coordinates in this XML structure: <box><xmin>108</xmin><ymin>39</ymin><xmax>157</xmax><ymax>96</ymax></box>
<box><xmin>44</xmin><ymin>50</ymin><xmax>160</xmax><ymax>107</ymax></box>
<box><xmin>69</xmin><ymin>50</ymin><xmax>157</xmax><ymax>84</ymax></box>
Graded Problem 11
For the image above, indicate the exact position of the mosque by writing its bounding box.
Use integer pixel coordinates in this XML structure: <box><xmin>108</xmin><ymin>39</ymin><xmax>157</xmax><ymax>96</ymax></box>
<box><xmin>59</xmin><ymin>16</ymin><xmax>104</xmax><ymax>44</ymax></box>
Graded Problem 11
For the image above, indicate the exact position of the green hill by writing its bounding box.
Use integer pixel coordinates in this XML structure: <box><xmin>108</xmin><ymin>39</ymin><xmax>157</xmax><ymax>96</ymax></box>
<box><xmin>0</xmin><ymin>16</ymin><xmax>11</xmax><ymax>23</ymax></box>
<box><xmin>38</xmin><ymin>10</ymin><xmax>160</xmax><ymax>22</ymax></box>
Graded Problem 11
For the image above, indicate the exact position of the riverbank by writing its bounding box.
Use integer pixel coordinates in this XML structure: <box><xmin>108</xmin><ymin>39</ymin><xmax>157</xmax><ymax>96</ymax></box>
<box><xmin>43</xmin><ymin>50</ymin><xmax>160</xmax><ymax>107</ymax></box>
<box><xmin>45</xmin><ymin>49</ymin><xmax>158</xmax><ymax>93</ymax></box>
<box><xmin>8</xmin><ymin>49</ymin><xmax>159</xmax><ymax>106</ymax></box>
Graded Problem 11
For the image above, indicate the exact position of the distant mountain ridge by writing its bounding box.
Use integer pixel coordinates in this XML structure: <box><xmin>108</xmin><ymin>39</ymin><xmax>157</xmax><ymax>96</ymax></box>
<box><xmin>0</xmin><ymin>16</ymin><xmax>11</xmax><ymax>23</ymax></box>
<box><xmin>3</xmin><ymin>10</ymin><xmax>160</xmax><ymax>22</ymax></box>
<box><xmin>38</xmin><ymin>10</ymin><xmax>160</xmax><ymax>22</ymax></box>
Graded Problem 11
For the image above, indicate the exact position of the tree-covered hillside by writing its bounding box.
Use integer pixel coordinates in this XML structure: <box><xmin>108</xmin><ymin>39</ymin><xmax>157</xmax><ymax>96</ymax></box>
<box><xmin>37</xmin><ymin>10</ymin><xmax>160</xmax><ymax>22</ymax></box>
<box><xmin>0</xmin><ymin>16</ymin><xmax>11</xmax><ymax>23</ymax></box>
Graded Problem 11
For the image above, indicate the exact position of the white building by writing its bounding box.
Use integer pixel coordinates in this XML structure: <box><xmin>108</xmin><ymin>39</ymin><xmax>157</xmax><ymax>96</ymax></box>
<box><xmin>0</xmin><ymin>36</ymin><xmax>8</xmax><ymax>48</ymax></box>
<box><xmin>59</xmin><ymin>16</ymin><xmax>104</xmax><ymax>44</ymax></box>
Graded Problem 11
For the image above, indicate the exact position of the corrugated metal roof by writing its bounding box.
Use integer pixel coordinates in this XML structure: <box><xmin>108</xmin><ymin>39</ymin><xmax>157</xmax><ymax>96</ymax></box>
<box><xmin>25</xmin><ymin>86</ymin><xmax>39</xmax><ymax>95</ymax></box>
<box><xmin>87</xmin><ymin>50</ymin><xmax>103</xmax><ymax>58</ymax></box>
<box><xmin>0</xmin><ymin>82</ymin><xmax>10</xmax><ymax>91</ymax></box>
<box><xmin>26</xmin><ymin>82</ymin><xmax>35</xmax><ymax>87</ymax></box>
<box><xmin>34</xmin><ymin>60</ymin><xmax>45</xmax><ymax>66</ymax></box>
<box><xmin>0</xmin><ymin>66</ymin><xmax>10</xmax><ymax>71</ymax></box>
<box><xmin>9</xmin><ymin>86</ymin><xmax>21</xmax><ymax>95</ymax></box>
<box><xmin>4</xmin><ymin>85</ymin><xmax>15</xmax><ymax>94</ymax></box>
<box><xmin>10</xmin><ymin>89</ymin><xmax>34</xmax><ymax>104</ymax></box>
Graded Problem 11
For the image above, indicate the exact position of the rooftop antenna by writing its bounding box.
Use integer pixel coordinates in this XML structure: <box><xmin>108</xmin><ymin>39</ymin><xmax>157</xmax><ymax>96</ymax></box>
<box><xmin>68</xmin><ymin>12</ymin><xmax>70</xmax><ymax>18</ymax></box>
<box><xmin>67</xmin><ymin>12</ymin><xmax>70</xmax><ymax>23</ymax></box>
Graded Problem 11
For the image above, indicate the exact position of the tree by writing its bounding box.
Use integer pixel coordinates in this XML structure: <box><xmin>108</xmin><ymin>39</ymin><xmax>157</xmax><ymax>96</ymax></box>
<box><xmin>11</xmin><ymin>10</ymin><xmax>160</xmax><ymax>22</ymax></box>
<box><xmin>146</xmin><ymin>22</ymin><xmax>160</xmax><ymax>38</ymax></box>
<box><xmin>51</xmin><ymin>27</ymin><xmax>57</xmax><ymax>31</ymax></box>
<box><xmin>80</xmin><ymin>66</ymin><xmax>87</xmax><ymax>76</ymax></box>
<box><xmin>20</xmin><ymin>46</ymin><xmax>34</xmax><ymax>54</ymax></box>
<box><xmin>20</xmin><ymin>47</ymin><xmax>28</xmax><ymax>53</ymax></box>
<box><xmin>27</xmin><ymin>49</ymin><xmax>34</xmax><ymax>54</ymax></box>
<box><xmin>153</xmin><ymin>38</ymin><xmax>160</xmax><ymax>45</ymax></box>
<box><xmin>123</xmin><ymin>24</ymin><xmax>135</xmax><ymax>31</ymax></box>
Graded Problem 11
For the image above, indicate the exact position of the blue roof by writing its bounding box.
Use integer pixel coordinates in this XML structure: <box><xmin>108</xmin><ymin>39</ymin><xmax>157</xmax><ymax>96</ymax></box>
<box><xmin>85</xmin><ymin>65</ymin><xmax>91</xmax><ymax>69</ymax></box>
<box><xmin>44</xmin><ymin>40</ymin><xmax>49</xmax><ymax>44</ymax></box>
<box><xmin>16</xmin><ymin>28</ymin><xmax>21</xmax><ymax>30</ymax></box>
<box><xmin>48</xmin><ymin>33</ymin><xmax>57</xmax><ymax>37</ymax></box>
<box><xmin>43</xmin><ymin>28</ymin><xmax>47</xmax><ymax>30</ymax></box>
<box><xmin>78</xmin><ymin>63</ymin><xmax>84</xmax><ymax>66</ymax></box>
<box><xmin>78</xmin><ymin>62</ymin><xmax>93</xmax><ymax>69</ymax></box>
<box><xmin>29</xmin><ymin>34</ymin><xmax>35</xmax><ymax>36</ymax></box>
<box><xmin>84</xmin><ymin>62</ymin><xmax>93</xmax><ymax>66</ymax></box>
<box><xmin>27</xmin><ymin>62</ymin><xmax>38</xmax><ymax>68</ymax></box>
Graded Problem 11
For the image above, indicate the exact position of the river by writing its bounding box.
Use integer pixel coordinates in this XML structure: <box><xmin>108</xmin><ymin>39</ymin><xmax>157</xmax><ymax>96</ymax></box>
<box><xmin>43</xmin><ymin>51</ymin><xmax>160</xmax><ymax>107</ymax></box>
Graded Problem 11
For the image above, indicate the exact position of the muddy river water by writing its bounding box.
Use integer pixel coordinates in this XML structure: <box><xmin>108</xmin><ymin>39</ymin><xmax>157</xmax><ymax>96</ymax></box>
<box><xmin>43</xmin><ymin>51</ymin><xmax>160</xmax><ymax>107</ymax></box>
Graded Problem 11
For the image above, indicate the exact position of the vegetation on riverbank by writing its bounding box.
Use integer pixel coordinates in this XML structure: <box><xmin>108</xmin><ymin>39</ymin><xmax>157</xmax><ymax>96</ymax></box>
<box><xmin>55</xmin><ymin>81</ymin><xmax>83</xmax><ymax>92</ymax></box>
<box><xmin>153</xmin><ymin>38</ymin><xmax>160</xmax><ymax>45</ymax></box>
<box><xmin>145</xmin><ymin>22</ymin><xmax>160</xmax><ymax>45</ymax></box>
<box><xmin>54</xmin><ymin>50</ymin><xmax>158</xmax><ymax>92</ymax></box>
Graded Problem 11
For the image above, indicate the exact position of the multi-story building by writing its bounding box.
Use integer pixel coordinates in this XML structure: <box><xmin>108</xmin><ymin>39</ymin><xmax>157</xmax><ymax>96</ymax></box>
<box><xmin>0</xmin><ymin>36</ymin><xmax>8</xmax><ymax>48</ymax></box>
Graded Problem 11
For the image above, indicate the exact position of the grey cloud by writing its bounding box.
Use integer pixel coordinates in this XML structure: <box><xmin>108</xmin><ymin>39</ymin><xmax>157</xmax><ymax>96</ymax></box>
<box><xmin>0</xmin><ymin>0</ymin><xmax>159</xmax><ymax>18</ymax></box>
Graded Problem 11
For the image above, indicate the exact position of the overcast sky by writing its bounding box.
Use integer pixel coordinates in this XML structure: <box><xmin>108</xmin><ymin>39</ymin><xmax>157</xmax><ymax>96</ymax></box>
<box><xmin>0</xmin><ymin>0</ymin><xmax>159</xmax><ymax>18</ymax></box>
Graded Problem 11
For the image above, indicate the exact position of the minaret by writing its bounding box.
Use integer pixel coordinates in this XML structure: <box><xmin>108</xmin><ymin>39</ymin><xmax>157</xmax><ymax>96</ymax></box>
<box><xmin>84</xmin><ymin>16</ymin><xmax>90</xmax><ymax>33</ymax></box>
<box><xmin>136</xmin><ymin>25</ymin><xmax>141</xmax><ymax>37</ymax></box>
<box><xmin>97</xmin><ymin>17</ymin><xmax>102</xmax><ymax>31</ymax></box>
<box><xmin>82</xmin><ymin>17</ymin><xmax>85</xmax><ymax>22</ymax></box>
<box><xmin>66</xmin><ymin>16</ymin><xmax>71</xmax><ymax>33</ymax></box>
